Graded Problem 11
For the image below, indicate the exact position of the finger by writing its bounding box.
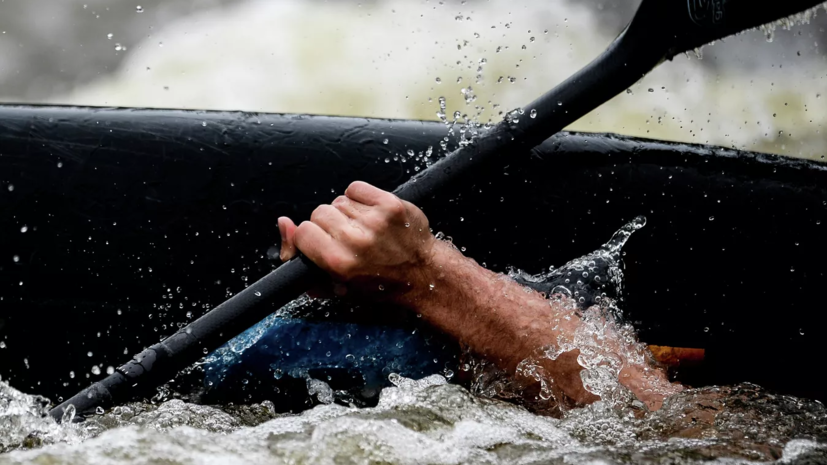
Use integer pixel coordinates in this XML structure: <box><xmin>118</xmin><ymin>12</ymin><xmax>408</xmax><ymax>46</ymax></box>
<box><xmin>332</xmin><ymin>195</ymin><xmax>369</xmax><ymax>219</ymax></box>
<box><xmin>293</xmin><ymin>221</ymin><xmax>352</xmax><ymax>277</ymax></box>
<box><xmin>278</xmin><ymin>216</ymin><xmax>298</xmax><ymax>261</ymax></box>
<box><xmin>310</xmin><ymin>204</ymin><xmax>351</xmax><ymax>237</ymax></box>
<box><xmin>345</xmin><ymin>181</ymin><xmax>393</xmax><ymax>207</ymax></box>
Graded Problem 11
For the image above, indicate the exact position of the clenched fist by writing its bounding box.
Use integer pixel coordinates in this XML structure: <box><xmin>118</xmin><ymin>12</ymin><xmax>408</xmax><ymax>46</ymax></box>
<box><xmin>278</xmin><ymin>181</ymin><xmax>438</xmax><ymax>301</ymax></box>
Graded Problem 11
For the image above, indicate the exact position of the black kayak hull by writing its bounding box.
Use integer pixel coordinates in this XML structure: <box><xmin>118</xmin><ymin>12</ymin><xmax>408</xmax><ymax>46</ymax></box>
<box><xmin>1</xmin><ymin>105</ymin><xmax>825</xmax><ymax>403</ymax></box>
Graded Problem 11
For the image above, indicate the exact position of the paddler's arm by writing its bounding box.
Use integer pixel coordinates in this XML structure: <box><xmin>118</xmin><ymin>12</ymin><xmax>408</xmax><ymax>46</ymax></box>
<box><xmin>277</xmin><ymin>181</ymin><xmax>678</xmax><ymax>410</ymax></box>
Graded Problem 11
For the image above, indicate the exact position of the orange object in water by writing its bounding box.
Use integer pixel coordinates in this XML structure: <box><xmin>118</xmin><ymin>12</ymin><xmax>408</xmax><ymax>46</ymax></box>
<box><xmin>648</xmin><ymin>345</ymin><xmax>705</xmax><ymax>367</ymax></box>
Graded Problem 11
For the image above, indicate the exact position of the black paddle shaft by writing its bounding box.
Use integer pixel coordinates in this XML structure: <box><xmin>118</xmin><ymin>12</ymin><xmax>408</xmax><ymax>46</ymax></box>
<box><xmin>49</xmin><ymin>0</ymin><xmax>825</xmax><ymax>421</ymax></box>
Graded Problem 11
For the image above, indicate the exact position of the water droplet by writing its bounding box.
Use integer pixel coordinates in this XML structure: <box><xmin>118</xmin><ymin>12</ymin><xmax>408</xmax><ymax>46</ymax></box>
<box><xmin>114</xmin><ymin>43</ymin><xmax>125</xmax><ymax>51</ymax></box>
<box><xmin>201</xmin><ymin>121</ymin><xmax>207</xmax><ymax>127</ymax></box>
<box><xmin>404</xmin><ymin>222</ymin><xmax>410</xmax><ymax>228</ymax></box>
<box><xmin>12</xmin><ymin>255</ymin><xmax>19</xmax><ymax>263</ymax></box>
<box><xmin>648</xmin><ymin>88</ymin><xmax>654</xmax><ymax>93</ymax></box>
<box><xmin>91</xmin><ymin>366</ymin><xmax>101</xmax><ymax>375</ymax></box>
<box><xmin>378</xmin><ymin>284</ymin><xmax>385</xmax><ymax>291</ymax></box>
<box><xmin>557</xmin><ymin>101</ymin><xmax>563</xmax><ymax>106</ymax></box>
<box><xmin>429</xmin><ymin>283</ymin><xmax>435</xmax><ymax>291</ymax></box>
<box><xmin>799</xmin><ymin>328</ymin><xmax>805</xmax><ymax>335</ymax></box>
<box><xmin>20</xmin><ymin>225</ymin><xmax>28</xmax><ymax>233</ymax></box>
<box><xmin>384</xmin><ymin>158</ymin><xmax>390</xmax><ymax>163</ymax></box>
<box><xmin>383</xmin><ymin>138</ymin><xmax>389</xmax><ymax>145</ymax></box>
<box><xmin>435</xmin><ymin>77</ymin><xmax>442</xmax><ymax>83</ymax></box>
<box><xmin>529</xmin><ymin>109</ymin><xmax>537</xmax><ymax>119</ymax></box>
<box><xmin>0</xmin><ymin>341</ymin><xmax>5</xmax><ymax>349</ymax></box>
<box><xmin>709</xmin><ymin>216</ymin><xmax>715</xmax><ymax>221</ymax></box>
<box><xmin>60</xmin><ymin>404</ymin><xmax>77</xmax><ymax>423</ymax></box>
<box><xmin>254</xmin><ymin>291</ymin><xmax>262</xmax><ymax>297</ymax></box>
<box><xmin>106</xmin><ymin>33</ymin><xmax>113</xmax><ymax>40</ymax></box>
<box><xmin>136</xmin><ymin>5</ymin><xmax>144</xmax><ymax>12</ymax></box>
<box><xmin>504</xmin><ymin>108</ymin><xmax>523</xmax><ymax>124</ymax></box>
<box><xmin>106</xmin><ymin>366</ymin><xmax>115</xmax><ymax>375</ymax></box>
<box><xmin>703</xmin><ymin>327</ymin><xmax>709</xmax><ymax>332</ymax></box>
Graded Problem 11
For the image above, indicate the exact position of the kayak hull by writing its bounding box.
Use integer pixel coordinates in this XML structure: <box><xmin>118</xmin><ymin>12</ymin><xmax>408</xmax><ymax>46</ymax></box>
<box><xmin>1</xmin><ymin>105</ymin><xmax>825</xmax><ymax>404</ymax></box>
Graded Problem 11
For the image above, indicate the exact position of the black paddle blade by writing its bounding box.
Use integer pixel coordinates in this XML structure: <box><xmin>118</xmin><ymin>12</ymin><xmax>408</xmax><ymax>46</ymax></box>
<box><xmin>628</xmin><ymin>0</ymin><xmax>824</xmax><ymax>59</ymax></box>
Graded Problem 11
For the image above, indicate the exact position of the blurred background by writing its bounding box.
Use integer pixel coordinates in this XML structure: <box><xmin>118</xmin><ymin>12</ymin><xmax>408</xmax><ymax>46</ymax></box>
<box><xmin>0</xmin><ymin>0</ymin><xmax>825</xmax><ymax>159</ymax></box>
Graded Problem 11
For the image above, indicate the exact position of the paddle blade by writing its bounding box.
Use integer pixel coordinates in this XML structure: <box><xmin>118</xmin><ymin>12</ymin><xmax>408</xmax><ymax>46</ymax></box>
<box><xmin>627</xmin><ymin>0</ymin><xmax>825</xmax><ymax>59</ymax></box>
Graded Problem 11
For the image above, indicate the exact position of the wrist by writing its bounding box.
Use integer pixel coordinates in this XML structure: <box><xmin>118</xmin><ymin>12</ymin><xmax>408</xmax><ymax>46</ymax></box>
<box><xmin>391</xmin><ymin>239</ymin><xmax>468</xmax><ymax>310</ymax></box>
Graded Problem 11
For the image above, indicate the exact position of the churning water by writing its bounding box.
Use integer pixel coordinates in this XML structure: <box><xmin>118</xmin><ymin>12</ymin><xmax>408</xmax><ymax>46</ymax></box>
<box><xmin>1</xmin><ymin>376</ymin><xmax>826</xmax><ymax>464</ymax></box>
<box><xmin>1</xmin><ymin>219</ymin><xmax>826</xmax><ymax>464</ymax></box>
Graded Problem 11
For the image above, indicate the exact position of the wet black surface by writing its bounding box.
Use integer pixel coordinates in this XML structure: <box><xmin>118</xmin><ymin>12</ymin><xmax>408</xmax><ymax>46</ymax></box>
<box><xmin>0</xmin><ymin>105</ymin><xmax>825</xmax><ymax>404</ymax></box>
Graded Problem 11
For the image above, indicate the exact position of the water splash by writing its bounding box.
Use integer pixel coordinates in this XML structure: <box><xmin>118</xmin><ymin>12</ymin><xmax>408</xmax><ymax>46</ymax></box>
<box><xmin>493</xmin><ymin>217</ymin><xmax>679</xmax><ymax>414</ymax></box>
<box><xmin>0</xmin><ymin>381</ymin><xmax>86</xmax><ymax>453</ymax></box>
<box><xmin>509</xmin><ymin>216</ymin><xmax>646</xmax><ymax>310</ymax></box>
<box><xmin>759</xmin><ymin>2</ymin><xmax>827</xmax><ymax>42</ymax></box>
<box><xmin>0</xmin><ymin>375</ymin><xmax>824</xmax><ymax>463</ymax></box>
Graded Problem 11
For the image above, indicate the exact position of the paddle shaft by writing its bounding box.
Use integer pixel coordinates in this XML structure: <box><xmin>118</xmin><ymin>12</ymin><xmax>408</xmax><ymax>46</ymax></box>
<box><xmin>49</xmin><ymin>27</ymin><xmax>661</xmax><ymax>421</ymax></box>
<box><xmin>49</xmin><ymin>0</ymin><xmax>826</xmax><ymax>421</ymax></box>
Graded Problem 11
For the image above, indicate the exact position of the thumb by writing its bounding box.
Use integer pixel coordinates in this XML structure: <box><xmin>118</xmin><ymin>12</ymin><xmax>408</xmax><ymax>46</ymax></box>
<box><xmin>278</xmin><ymin>216</ymin><xmax>298</xmax><ymax>261</ymax></box>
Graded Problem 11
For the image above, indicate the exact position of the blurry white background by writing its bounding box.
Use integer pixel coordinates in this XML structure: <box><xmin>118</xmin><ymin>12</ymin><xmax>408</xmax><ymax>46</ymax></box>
<box><xmin>0</xmin><ymin>0</ymin><xmax>825</xmax><ymax>159</ymax></box>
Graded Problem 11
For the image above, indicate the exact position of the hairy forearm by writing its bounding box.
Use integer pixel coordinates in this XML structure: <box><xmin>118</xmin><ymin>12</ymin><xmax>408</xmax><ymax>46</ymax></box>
<box><xmin>396</xmin><ymin>241</ymin><xmax>676</xmax><ymax>409</ymax></box>
<box><xmin>396</xmin><ymin>241</ymin><xmax>598</xmax><ymax>404</ymax></box>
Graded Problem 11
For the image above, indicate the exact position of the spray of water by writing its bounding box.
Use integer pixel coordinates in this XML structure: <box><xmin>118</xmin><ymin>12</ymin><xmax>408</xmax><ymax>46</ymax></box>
<box><xmin>470</xmin><ymin>216</ymin><xmax>680</xmax><ymax>416</ymax></box>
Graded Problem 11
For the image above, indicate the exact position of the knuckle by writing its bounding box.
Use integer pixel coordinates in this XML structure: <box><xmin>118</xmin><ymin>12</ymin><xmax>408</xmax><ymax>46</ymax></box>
<box><xmin>345</xmin><ymin>181</ymin><xmax>364</xmax><ymax>196</ymax></box>
<box><xmin>332</xmin><ymin>196</ymin><xmax>348</xmax><ymax>206</ymax></box>
<box><xmin>310</xmin><ymin>204</ymin><xmax>333</xmax><ymax>222</ymax></box>
<box><xmin>385</xmin><ymin>198</ymin><xmax>407</xmax><ymax>218</ymax></box>
<box><xmin>293</xmin><ymin>221</ymin><xmax>311</xmax><ymax>247</ymax></box>
<box><xmin>363</xmin><ymin>213</ymin><xmax>389</xmax><ymax>232</ymax></box>
<box><xmin>309</xmin><ymin>206</ymin><xmax>323</xmax><ymax>222</ymax></box>
<box><xmin>295</xmin><ymin>220</ymin><xmax>312</xmax><ymax>235</ymax></box>
<box><xmin>350</xmin><ymin>230</ymin><xmax>374</xmax><ymax>250</ymax></box>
